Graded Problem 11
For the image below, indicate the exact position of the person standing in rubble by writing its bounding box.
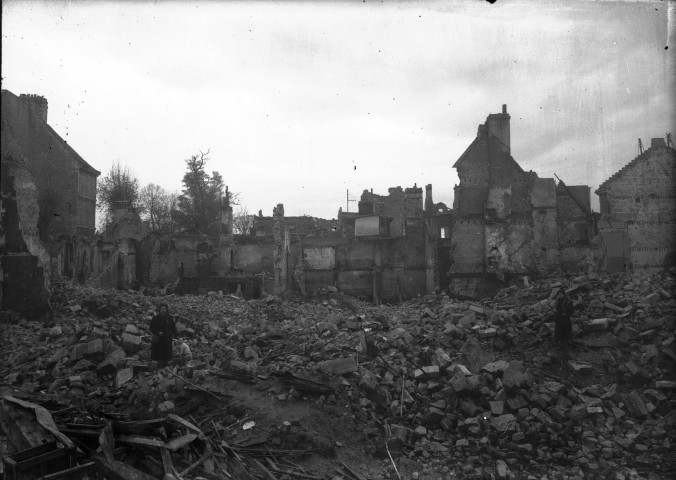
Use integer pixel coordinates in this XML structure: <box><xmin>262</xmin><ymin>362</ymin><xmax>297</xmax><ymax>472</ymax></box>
<box><xmin>554</xmin><ymin>289</ymin><xmax>574</xmax><ymax>355</ymax></box>
<box><xmin>150</xmin><ymin>303</ymin><xmax>177</xmax><ymax>365</ymax></box>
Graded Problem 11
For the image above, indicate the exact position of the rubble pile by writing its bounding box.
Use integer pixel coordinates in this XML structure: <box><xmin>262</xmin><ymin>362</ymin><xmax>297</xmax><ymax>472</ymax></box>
<box><xmin>0</xmin><ymin>271</ymin><xmax>674</xmax><ymax>479</ymax></box>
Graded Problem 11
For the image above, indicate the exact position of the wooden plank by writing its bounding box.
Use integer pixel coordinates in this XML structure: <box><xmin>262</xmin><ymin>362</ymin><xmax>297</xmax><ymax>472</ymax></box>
<box><xmin>94</xmin><ymin>458</ymin><xmax>158</xmax><ymax>480</ymax></box>
<box><xmin>116</xmin><ymin>435</ymin><xmax>166</xmax><ymax>448</ymax></box>
<box><xmin>165</xmin><ymin>433</ymin><xmax>197</xmax><ymax>451</ymax></box>
<box><xmin>160</xmin><ymin>448</ymin><xmax>175</xmax><ymax>477</ymax></box>
<box><xmin>37</xmin><ymin>462</ymin><xmax>101</xmax><ymax>480</ymax></box>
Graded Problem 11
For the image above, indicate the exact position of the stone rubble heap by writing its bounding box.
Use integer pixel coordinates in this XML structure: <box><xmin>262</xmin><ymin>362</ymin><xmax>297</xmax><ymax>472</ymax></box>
<box><xmin>0</xmin><ymin>270</ymin><xmax>674</xmax><ymax>479</ymax></box>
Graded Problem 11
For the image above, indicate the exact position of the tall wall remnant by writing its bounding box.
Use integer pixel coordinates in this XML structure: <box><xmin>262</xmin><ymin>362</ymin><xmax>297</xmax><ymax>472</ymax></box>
<box><xmin>1</xmin><ymin>119</ymin><xmax>52</xmax><ymax>316</ymax></box>
<box><xmin>595</xmin><ymin>137</ymin><xmax>676</xmax><ymax>271</ymax></box>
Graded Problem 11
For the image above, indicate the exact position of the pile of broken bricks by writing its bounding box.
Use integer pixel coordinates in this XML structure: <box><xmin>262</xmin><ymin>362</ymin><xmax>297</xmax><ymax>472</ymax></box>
<box><xmin>0</xmin><ymin>269</ymin><xmax>674</xmax><ymax>479</ymax></box>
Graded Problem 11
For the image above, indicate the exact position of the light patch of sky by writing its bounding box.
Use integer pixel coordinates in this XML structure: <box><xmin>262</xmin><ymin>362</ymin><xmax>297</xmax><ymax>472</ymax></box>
<box><xmin>2</xmin><ymin>0</ymin><xmax>673</xmax><ymax>218</ymax></box>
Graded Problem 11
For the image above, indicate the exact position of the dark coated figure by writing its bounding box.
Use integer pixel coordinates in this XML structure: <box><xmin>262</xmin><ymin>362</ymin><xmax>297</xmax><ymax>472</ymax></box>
<box><xmin>554</xmin><ymin>290</ymin><xmax>574</xmax><ymax>354</ymax></box>
<box><xmin>150</xmin><ymin>303</ymin><xmax>177</xmax><ymax>365</ymax></box>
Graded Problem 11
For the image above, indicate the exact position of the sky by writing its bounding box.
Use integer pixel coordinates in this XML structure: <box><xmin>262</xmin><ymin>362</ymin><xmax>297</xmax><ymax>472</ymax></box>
<box><xmin>2</xmin><ymin>0</ymin><xmax>674</xmax><ymax>219</ymax></box>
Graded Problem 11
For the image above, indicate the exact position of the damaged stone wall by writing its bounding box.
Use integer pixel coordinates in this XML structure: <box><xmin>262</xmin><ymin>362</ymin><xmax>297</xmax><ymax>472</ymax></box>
<box><xmin>0</xmin><ymin>126</ymin><xmax>52</xmax><ymax>317</ymax></box>
<box><xmin>596</xmin><ymin>140</ymin><xmax>676</xmax><ymax>269</ymax></box>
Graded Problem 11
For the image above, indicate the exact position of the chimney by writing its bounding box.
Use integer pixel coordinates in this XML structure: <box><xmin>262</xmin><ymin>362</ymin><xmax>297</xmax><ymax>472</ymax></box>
<box><xmin>651</xmin><ymin>138</ymin><xmax>666</xmax><ymax>148</ymax></box>
<box><xmin>20</xmin><ymin>94</ymin><xmax>48</xmax><ymax>124</ymax></box>
<box><xmin>425</xmin><ymin>184</ymin><xmax>434</xmax><ymax>213</ymax></box>
<box><xmin>486</xmin><ymin>104</ymin><xmax>510</xmax><ymax>152</ymax></box>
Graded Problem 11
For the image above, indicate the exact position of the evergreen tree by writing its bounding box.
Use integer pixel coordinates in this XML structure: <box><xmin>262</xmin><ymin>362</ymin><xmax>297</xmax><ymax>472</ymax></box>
<box><xmin>174</xmin><ymin>150</ymin><xmax>225</xmax><ymax>233</ymax></box>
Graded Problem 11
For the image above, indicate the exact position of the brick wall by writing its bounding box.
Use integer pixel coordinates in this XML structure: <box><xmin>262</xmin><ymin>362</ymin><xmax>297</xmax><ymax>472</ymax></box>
<box><xmin>597</xmin><ymin>145</ymin><xmax>676</xmax><ymax>268</ymax></box>
<box><xmin>451</xmin><ymin>220</ymin><xmax>485</xmax><ymax>273</ymax></box>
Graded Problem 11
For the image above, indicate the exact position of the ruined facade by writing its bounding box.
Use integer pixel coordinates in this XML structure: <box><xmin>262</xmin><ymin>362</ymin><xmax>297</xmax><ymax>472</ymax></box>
<box><xmin>595</xmin><ymin>138</ymin><xmax>676</xmax><ymax>271</ymax></box>
<box><xmin>227</xmin><ymin>186</ymin><xmax>435</xmax><ymax>303</ymax></box>
<box><xmin>1</xmin><ymin>91</ymin><xmax>100</xmax><ymax>238</ymax></box>
<box><xmin>450</xmin><ymin>106</ymin><xmax>596</xmax><ymax>296</ymax></box>
<box><xmin>1</xmin><ymin>90</ymin><xmax>100</xmax><ymax>316</ymax></box>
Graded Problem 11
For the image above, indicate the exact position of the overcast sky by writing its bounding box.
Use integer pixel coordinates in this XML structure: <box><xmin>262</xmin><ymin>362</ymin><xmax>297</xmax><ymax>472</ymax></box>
<box><xmin>2</xmin><ymin>0</ymin><xmax>674</xmax><ymax>219</ymax></box>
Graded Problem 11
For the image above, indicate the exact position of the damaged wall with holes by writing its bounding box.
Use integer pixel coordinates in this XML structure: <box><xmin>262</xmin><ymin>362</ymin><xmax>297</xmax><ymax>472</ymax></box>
<box><xmin>228</xmin><ymin>190</ymin><xmax>434</xmax><ymax>303</ymax></box>
<box><xmin>596</xmin><ymin>138</ymin><xmax>676</xmax><ymax>270</ymax></box>
<box><xmin>449</xmin><ymin>105</ymin><xmax>597</xmax><ymax>297</ymax></box>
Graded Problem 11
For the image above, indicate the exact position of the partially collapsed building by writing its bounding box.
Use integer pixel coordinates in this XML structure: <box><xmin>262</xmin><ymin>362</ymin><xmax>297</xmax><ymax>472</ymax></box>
<box><xmin>449</xmin><ymin>106</ymin><xmax>597</xmax><ymax>297</ymax></box>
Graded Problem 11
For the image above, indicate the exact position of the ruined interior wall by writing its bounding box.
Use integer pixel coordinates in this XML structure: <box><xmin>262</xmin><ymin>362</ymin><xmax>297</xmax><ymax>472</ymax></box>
<box><xmin>381</xmin><ymin>188</ymin><xmax>405</xmax><ymax>236</ymax></box>
<box><xmin>485</xmin><ymin>222</ymin><xmax>533</xmax><ymax>273</ymax></box>
<box><xmin>510</xmin><ymin>174</ymin><xmax>532</xmax><ymax>216</ymax></box>
<box><xmin>601</xmin><ymin>147</ymin><xmax>676</xmax><ymax>267</ymax></box>
<box><xmin>404</xmin><ymin>188</ymin><xmax>423</xmax><ymax>231</ymax></box>
<box><xmin>486</xmin><ymin>187</ymin><xmax>511</xmax><ymax>220</ymax></box>
<box><xmin>450</xmin><ymin>220</ymin><xmax>485</xmax><ymax>273</ymax></box>
<box><xmin>455</xmin><ymin>137</ymin><xmax>490</xmax><ymax>216</ymax></box>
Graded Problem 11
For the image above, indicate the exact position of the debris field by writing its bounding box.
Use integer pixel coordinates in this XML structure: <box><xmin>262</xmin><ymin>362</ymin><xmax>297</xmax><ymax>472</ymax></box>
<box><xmin>1</xmin><ymin>270</ymin><xmax>675</xmax><ymax>480</ymax></box>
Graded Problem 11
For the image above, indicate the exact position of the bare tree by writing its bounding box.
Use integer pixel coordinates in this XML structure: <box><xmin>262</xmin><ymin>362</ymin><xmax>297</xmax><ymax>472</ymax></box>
<box><xmin>232</xmin><ymin>206</ymin><xmax>254</xmax><ymax>235</ymax></box>
<box><xmin>139</xmin><ymin>183</ymin><xmax>178</xmax><ymax>233</ymax></box>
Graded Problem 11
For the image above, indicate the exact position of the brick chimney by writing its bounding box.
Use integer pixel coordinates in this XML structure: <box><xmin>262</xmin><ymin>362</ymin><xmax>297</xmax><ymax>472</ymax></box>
<box><xmin>486</xmin><ymin>104</ymin><xmax>510</xmax><ymax>153</ymax></box>
<box><xmin>651</xmin><ymin>138</ymin><xmax>666</xmax><ymax>148</ymax></box>
<box><xmin>425</xmin><ymin>184</ymin><xmax>434</xmax><ymax>213</ymax></box>
<box><xmin>20</xmin><ymin>94</ymin><xmax>48</xmax><ymax>124</ymax></box>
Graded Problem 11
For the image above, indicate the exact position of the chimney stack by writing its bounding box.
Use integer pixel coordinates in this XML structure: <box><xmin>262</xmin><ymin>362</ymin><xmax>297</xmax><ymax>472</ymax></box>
<box><xmin>486</xmin><ymin>105</ymin><xmax>511</xmax><ymax>153</ymax></box>
<box><xmin>20</xmin><ymin>94</ymin><xmax>48</xmax><ymax>124</ymax></box>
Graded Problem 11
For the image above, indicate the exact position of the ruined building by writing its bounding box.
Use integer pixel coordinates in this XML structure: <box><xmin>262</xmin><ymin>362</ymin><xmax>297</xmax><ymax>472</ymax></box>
<box><xmin>449</xmin><ymin>105</ymin><xmax>596</xmax><ymax>296</ymax></box>
<box><xmin>1</xmin><ymin>90</ymin><xmax>100</xmax><ymax>315</ymax></box>
<box><xmin>1</xmin><ymin>91</ymin><xmax>100</xmax><ymax>238</ymax></box>
<box><xmin>595</xmin><ymin>137</ymin><xmax>676</xmax><ymax>271</ymax></box>
<box><xmin>226</xmin><ymin>184</ymin><xmax>438</xmax><ymax>303</ymax></box>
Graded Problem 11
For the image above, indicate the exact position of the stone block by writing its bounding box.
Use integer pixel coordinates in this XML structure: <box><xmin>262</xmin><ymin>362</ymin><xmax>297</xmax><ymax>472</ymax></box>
<box><xmin>623</xmin><ymin>392</ymin><xmax>647</xmax><ymax>418</ymax></box>
<box><xmin>481</xmin><ymin>360</ymin><xmax>510</xmax><ymax>375</ymax></box>
<box><xmin>97</xmin><ymin>348</ymin><xmax>127</xmax><ymax>375</ymax></box>
<box><xmin>413</xmin><ymin>366</ymin><xmax>439</xmax><ymax>379</ymax></box>
<box><xmin>317</xmin><ymin>356</ymin><xmax>357</xmax><ymax>375</ymax></box>
<box><xmin>490</xmin><ymin>400</ymin><xmax>504</xmax><ymax>415</ymax></box>
<box><xmin>478</xmin><ymin>328</ymin><xmax>498</xmax><ymax>338</ymax></box>
<box><xmin>588</xmin><ymin>318</ymin><xmax>610</xmax><ymax>330</ymax></box>
<box><xmin>121</xmin><ymin>332</ymin><xmax>142</xmax><ymax>354</ymax></box>
<box><xmin>115</xmin><ymin>368</ymin><xmax>134</xmax><ymax>388</ymax></box>
<box><xmin>124</xmin><ymin>324</ymin><xmax>141</xmax><ymax>335</ymax></box>
<box><xmin>427</xmin><ymin>406</ymin><xmax>445</xmax><ymax>423</ymax></box>
<box><xmin>450</xmin><ymin>371</ymin><xmax>468</xmax><ymax>393</ymax></box>
<box><xmin>490</xmin><ymin>414</ymin><xmax>516</xmax><ymax>432</ymax></box>
<box><xmin>90</xmin><ymin>327</ymin><xmax>109</xmax><ymax>339</ymax></box>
